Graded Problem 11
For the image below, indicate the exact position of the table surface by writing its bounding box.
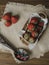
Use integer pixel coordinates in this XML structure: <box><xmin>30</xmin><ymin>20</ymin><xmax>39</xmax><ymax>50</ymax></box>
<box><xmin>0</xmin><ymin>0</ymin><xmax>49</xmax><ymax>65</ymax></box>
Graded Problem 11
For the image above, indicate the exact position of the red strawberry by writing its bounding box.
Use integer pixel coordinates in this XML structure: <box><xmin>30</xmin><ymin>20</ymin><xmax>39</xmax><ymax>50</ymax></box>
<box><xmin>2</xmin><ymin>12</ymin><xmax>11</xmax><ymax>21</ymax></box>
<box><xmin>5</xmin><ymin>21</ymin><xmax>12</xmax><ymax>27</ymax></box>
<box><xmin>27</xmin><ymin>24</ymin><xmax>35</xmax><ymax>31</ymax></box>
<box><xmin>32</xmin><ymin>31</ymin><xmax>38</xmax><ymax>38</ymax></box>
<box><xmin>11</xmin><ymin>15</ymin><xmax>19</xmax><ymax>24</ymax></box>
<box><xmin>38</xmin><ymin>21</ymin><xmax>44</xmax><ymax>27</ymax></box>
<box><xmin>37</xmin><ymin>26</ymin><xmax>42</xmax><ymax>33</ymax></box>
<box><xmin>30</xmin><ymin>17</ymin><xmax>38</xmax><ymax>24</ymax></box>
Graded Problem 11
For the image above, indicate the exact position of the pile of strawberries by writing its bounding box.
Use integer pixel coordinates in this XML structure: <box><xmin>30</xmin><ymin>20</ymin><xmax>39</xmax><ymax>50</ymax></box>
<box><xmin>23</xmin><ymin>17</ymin><xmax>44</xmax><ymax>43</ymax></box>
<box><xmin>27</xmin><ymin>17</ymin><xmax>44</xmax><ymax>34</ymax></box>
<box><xmin>2</xmin><ymin>12</ymin><xmax>20</xmax><ymax>27</ymax></box>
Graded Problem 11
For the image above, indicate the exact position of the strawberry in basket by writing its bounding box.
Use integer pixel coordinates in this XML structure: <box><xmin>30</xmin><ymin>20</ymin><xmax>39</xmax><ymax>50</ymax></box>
<box><xmin>19</xmin><ymin>13</ymin><xmax>48</xmax><ymax>48</ymax></box>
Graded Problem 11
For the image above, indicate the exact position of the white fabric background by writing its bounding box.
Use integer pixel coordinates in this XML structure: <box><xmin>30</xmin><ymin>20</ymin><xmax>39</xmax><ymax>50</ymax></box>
<box><xmin>0</xmin><ymin>2</ymin><xmax>49</xmax><ymax>63</ymax></box>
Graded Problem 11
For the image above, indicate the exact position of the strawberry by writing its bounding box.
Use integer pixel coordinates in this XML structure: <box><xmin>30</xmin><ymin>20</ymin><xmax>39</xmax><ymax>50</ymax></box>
<box><xmin>27</xmin><ymin>24</ymin><xmax>35</xmax><ymax>31</ymax></box>
<box><xmin>5</xmin><ymin>21</ymin><xmax>12</xmax><ymax>27</ymax></box>
<box><xmin>29</xmin><ymin>37</ymin><xmax>34</xmax><ymax>43</ymax></box>
<box><xmin>31</xmin><ymin>31</ymin><xmax>38</xmax><ymax>38</ymax></box>
<box><xmin>30</xmin><ymin>17</ymin><xmax>38</xmax><ymax>24</ymax></box>
<box><xmin>2</xmin><ymin>12</ymin><xmax>11</xmax><ymax>21</ymax></box>
<box><xmin>11</xmin><ymin>15</ymin><xmax>19</xmax><ymax>24</ymax></box>
<box><xmin>37</xmin><ymin>26</ymin><xmax>42</xmax><ymax>33</ymax></box>
<box><xmin>38</xmin><ymin>21</ymin><xmax>44</xmax><ymax>27</ymax></box>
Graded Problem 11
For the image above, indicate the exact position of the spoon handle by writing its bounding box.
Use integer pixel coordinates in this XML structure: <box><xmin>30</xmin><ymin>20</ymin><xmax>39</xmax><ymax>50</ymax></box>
<box><xmin>0</xmin><ymin>34</ymin><xmax>17</xmax><ymax>52</ymax></box>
